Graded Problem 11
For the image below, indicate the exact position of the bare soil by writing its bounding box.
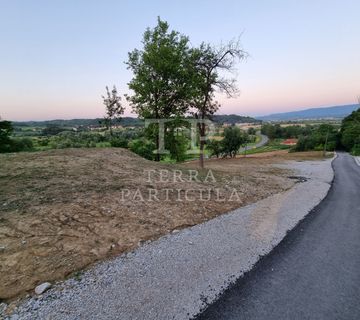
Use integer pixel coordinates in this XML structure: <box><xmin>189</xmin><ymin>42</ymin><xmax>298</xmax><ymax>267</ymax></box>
<box><xmin>0</xmin><ymin>148</ymin><xmax>327</xmax><ymax>300</ymax></box>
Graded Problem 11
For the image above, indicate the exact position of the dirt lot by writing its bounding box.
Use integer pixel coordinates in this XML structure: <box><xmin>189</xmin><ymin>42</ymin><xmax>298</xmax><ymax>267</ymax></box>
<box><xmin>0</xmin><ymin>148</ymin><xmax>327</xmax><ymax>300</ymax></box>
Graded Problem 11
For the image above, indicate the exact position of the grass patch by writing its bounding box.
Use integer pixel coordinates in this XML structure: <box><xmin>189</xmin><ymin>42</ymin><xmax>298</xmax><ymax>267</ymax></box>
<box><xmin>239</xmin><ymin>139</ymin><xmax>290</xmax><ymax>155</ymax></box>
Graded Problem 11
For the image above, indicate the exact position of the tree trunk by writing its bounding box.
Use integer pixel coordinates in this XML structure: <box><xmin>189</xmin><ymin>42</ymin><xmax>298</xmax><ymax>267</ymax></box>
<box><xmin>109</xmin><ymin>120</ymin><xmax>113</xmax><ymax>137</ymax></box>
<box><xmin>199</xmin><ymin>122</ymin><xmax>205</xmax><ymax>168</ymax></box>
<box><xmin>199</xmin><ymin>139</ymin><xmax>205</xmax><ymax>168</ymax></box>
<box><xmin>155</xmin><ymin>133</ymin><xmax>160</xmax><ymax>162</ymax></box>
<box><xmin>154</xmin><ymin>103</ymin><xmax>160</xmax><ymax>162</ymax></box>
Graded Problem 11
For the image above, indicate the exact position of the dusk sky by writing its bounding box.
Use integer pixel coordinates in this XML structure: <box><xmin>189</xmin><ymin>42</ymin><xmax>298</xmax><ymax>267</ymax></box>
<box><xmin>0</xmin><ymin>0</ymin><xmax>359</xmax><ymax>121</ymax></box>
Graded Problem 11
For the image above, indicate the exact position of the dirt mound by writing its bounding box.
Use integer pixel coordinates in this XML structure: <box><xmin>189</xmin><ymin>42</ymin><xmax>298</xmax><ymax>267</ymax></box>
<box><xmin>0</xmin><ymin>148</ymin><xmax>321</xmax><ymax>300</ymax></box>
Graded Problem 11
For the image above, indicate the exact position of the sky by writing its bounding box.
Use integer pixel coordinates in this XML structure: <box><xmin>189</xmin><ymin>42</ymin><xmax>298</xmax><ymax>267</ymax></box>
<box><xmin>0</xmin><ymin>0</ymin><xmax>359</xmax><ymax>121</ymax></box>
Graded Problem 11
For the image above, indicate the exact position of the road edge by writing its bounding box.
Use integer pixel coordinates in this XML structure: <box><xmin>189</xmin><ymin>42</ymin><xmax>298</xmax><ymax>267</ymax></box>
<box><xmin>192</xmin><ymin>154</ymin><xmax>337</xmax><ymax>319</ymax></box>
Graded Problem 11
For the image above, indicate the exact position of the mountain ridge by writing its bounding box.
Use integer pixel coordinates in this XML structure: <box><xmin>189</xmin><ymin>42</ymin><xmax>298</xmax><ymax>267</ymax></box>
<box><xmin>257</xmin><ymin>104</ymin><xmax>359</xmax><ymax>121</ymax></box>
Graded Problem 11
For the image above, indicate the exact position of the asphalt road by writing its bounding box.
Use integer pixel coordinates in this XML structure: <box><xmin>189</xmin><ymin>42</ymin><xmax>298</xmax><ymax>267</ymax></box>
<box><xmin>196</xmin><ymin>152</ymin><xmax>360</xmax><ymax>320</ymax></box>
<box><xmin>239</xmin><ymin>133</ymin><xmax>269</xmax><ymax>153</ymax></box>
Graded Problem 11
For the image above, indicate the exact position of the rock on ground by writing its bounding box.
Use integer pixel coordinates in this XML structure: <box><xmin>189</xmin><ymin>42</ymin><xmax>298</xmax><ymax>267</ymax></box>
<box><xmin>34</xmin><ymin>283</ymin><xmax>51</xmax><ymax>295</ymax></box>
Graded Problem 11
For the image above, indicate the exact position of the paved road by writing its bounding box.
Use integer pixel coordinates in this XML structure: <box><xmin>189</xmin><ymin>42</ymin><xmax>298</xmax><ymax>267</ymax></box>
<box><xmin>196</xmin><ymin>153</ymin><xmax>360</xmax><ymax>320</ymax></box>
<box><xmin>239</xmin><ymin>133</ymin><xmax>269</xmax><ymax>153</ymax></box>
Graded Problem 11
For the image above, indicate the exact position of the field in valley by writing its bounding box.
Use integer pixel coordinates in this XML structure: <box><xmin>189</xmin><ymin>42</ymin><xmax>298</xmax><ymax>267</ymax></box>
<box><xmin>0</xmin><ymin>148</ymin><xmax>328</xmax><ymax>300</ymax></box>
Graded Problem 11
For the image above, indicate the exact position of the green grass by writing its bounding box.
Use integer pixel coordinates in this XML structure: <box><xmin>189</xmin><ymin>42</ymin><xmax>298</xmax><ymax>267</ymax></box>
<box><xmin>95</xmin><ymin>142</ymin><xmax>111</xmax><ymax>148</ymax></box>
<box><xmin>239</xmin><ymin>139</ymin><xmax>290</xmax><ymax>155</ymax></box>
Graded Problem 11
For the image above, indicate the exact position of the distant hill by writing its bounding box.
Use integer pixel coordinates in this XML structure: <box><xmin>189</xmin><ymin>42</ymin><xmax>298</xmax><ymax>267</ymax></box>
<box><xmin>13</xmin><ymin>114</ymin><xmax>260</xmax><ymax>128</ymax></box>
<box><xmin>257</xmin><ymin>104</ymin><xmax>359</xmax><ymax>121</ymax></box>
<box><xmin>13</xmin><ymin>117</ymin><xmax>143</xmax><ymax>128</ymax></box>
<box><xmin>212</xmin><ymin>114</ymin><xmax>261</xmax><ymax>124</ymax></box>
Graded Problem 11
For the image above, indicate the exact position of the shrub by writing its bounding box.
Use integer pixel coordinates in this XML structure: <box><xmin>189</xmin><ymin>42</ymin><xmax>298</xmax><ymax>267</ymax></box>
<box><xmin>207</xmin><ymin>140</ymin><xmax>223</xmax><ymax>158</ymax></box>
<box><xmin>129</xmin><ymin>138</ymin><xmax>156</xmax><ymax>160</ymax></box>
<box><xmin>340</xmin><ymin>108</ymin><xmax>360</xmax><ymax>152</ymax></box>
<box><xmin>0</xmin><ymin>120</ymin><xmax>14</xmax><ymax>153</ymax></box>
<box><xmin>9</xmin><ymin>138</ymin><xmax>34</xmax><ymax>152</ymax></box>
<box><xmin>294</xmin><ymin>124</ymin><xmax>339</xmax><ymax>152</ymax></box>
<box><xmin>110</xmin><ymin>137</ymin><xmax>128</xmax><ymax>148</ymax></box>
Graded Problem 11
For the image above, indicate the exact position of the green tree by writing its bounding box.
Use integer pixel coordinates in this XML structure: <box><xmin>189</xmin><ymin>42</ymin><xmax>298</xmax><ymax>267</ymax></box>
<box><xmin>247</xmin><ymin>127</ymin><xmax>256</xmax><ymax>135</ymax></box>
<box><xmin>293</xmin><ymin>124</ymin><xmax>339</xmax><ymax>153</ymax></box>
<box><xmin>261</xmin><ymin>123</ymin><xmax>277</xmax><ymax>139</ymax></box>
<box><xmin>221</xmin><ymin>126</ymin><xmax>247</xmax><ymax>158</ymax></box>
<box><xmin>0</xmin><ymin>120</ymin><xmax>13</xmax><ymax>153</ymax></box>
<box><xmin>340</xmin><ymin>107</ymin><xmax>360</xmax><ymax>154</ymax></box>
<box><xmin>126</xmin><ymin>18</ymin><xmax>192</xmax><ymax>161</ymax></box>
<box><xmin>42</xmin><ymin>124</ymin><xmax>66</xmax><ymax>136</ymax></box>
<box><xmin>207</xmin><ymin>139</ymin><xmax>223</xmax><ymax>158</ymax></box>
<box><xmin>0</xmin><ymin>120</ymin><xmax>34</xmax><ymax>153</ymax></box>
<box><xmin>163</xmin><ymin>118</ymin><xmax>190</xmax><ymax>162</ymax></box>
<box><xmin>166</xmin><ymin>129</ymin><xmax>189</xmax><ymax>162</ymax></box>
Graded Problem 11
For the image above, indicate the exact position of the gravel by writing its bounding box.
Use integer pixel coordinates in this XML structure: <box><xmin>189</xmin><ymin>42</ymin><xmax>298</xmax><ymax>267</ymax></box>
<box><xmin>2</xmin><ymin>158</ymin><xmax>334</xmax><ymax>320</ymax></box>
<box><xmin>354</xmin><ymin>156</ymin><xmax>360</xmax><ymax>166</ymax></box>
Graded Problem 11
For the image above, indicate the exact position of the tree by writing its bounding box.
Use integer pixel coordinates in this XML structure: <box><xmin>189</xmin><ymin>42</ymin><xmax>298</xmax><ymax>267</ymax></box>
<box><xmin>0</xmin><ymin>120</ymin><xmax>33</xmax><ymax>153</ymax></box>
<box><xmin>126</xmin><ymin>18</ymin><xmax>192</xmax><ymax>161</ymax></box>
<box><xmin>293</xmin><ymin>124</ymin><xmax>339</xmax><ymax>152</ymax></box>
<box><xmin>188</xmin><ymin>40</ymin><xmax>247</xmax><ymax>167</ymax></box>
<box><xmin>207</xmin><ymin>139</ymin><xmax>223</xmax><ymax>158</ymax></box>
<box><xmin>221</xmin><ymin>126</ymin><xmax>247</xmax><ymax>158</ymax></box>
<box><xmin>340</xmin><ymin>106</ymin><xmax>360</xmax><ymax>154</ymax></box>
<box><xmin>42</xmin><ymin>124</ymin><xmax>66</xmax><ymax>136</ymax></box>
<box><xmin>164</xmin><ymin>118</ymin><xmax>190</xmax><ymax>162</ymax></box>
<box><xmin>247</xmin><ymin>127</ymin><xmax>256</xmax><ymax>135</ymax></box>
<box><xmin>261</xmin><ymin>123</ymin><xmax>276</xmax><ymax>139</ymax></box>
<box><xmin>102</xmin><ymin>85</ymin><xmax>124</xmax><ymax>136</ymax></box>
<box><xmin>0</xmin><ymin>120</ymin><xmax>13</xmax><ymax>153</ymax></box>
<box><xmin>242</xmin><ymin>132</ymin><xmax>251</xmax><ymax>157</ymax></box>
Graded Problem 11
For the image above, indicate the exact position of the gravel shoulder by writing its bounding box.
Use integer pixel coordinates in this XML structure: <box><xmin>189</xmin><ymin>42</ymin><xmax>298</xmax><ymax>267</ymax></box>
<box><xmin>354</xmin><ymin>156</ymin><xmax>360</xmax><ymax>166</ymax></box>
<box><xmin>2</xmin><ymin>157</ymin><xmax>334</xmax><ymax>320</ymax></box>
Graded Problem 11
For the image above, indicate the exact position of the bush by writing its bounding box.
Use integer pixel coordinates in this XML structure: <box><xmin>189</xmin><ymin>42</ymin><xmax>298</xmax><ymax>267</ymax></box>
<box><xmin>7</xmin><ymin>138</ymin><xmax>34</xmax><ymax>152</ymax></box>
<box><xmin>129</xmin><ymin>138</ymin><xmax>156</xmax><ymax>160</ymax></box>
<box><xmin>110</xmin><ymin>137</ymin><xmax>128</xmax><ymax>148</ymax></box>
<box><xmin>0</xmin><ymin>120</ymin><xmax>14</xmax><ymax>153</ymax></box>
<box><xmin>207</xmin><ymin>140</ymin><xmax>223</xmax><ymax>158</ymax></box>
<box><xmin>47</xmin><ymin>132</ymin><xmax>108</xmax><ymax>149</ymax></box>
<box><xmin>294</xmin><ymin>124</ymin><xmax>339</xmax><ymax>152</ymax></box>
<box><xmin>261</xmin><ymin>123</ymin><xmax>312</xmax><ymax>140</ymax></box>
<box><xmin>42</xmin><ymin>125</ymin><xmax>68</xmax><ymax>136</ymax></box>
<box><xmin>37</xmin><ymin>138</ymin><xmax>50</xmax><ymax>147</ymax></box>
<box><xmin>351</xmin><ymin>144</ymin><xmax>360</xmax><ymax>156</ymax></box>
<box><xmin>340</xmin><ymin>108</ymin><xmax>360</xmax><ymax>152</ymax></box>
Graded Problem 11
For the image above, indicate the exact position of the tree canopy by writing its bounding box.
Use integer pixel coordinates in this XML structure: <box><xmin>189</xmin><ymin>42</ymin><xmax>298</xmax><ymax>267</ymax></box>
<box><xmin>340</xmin><ymin>107</ymin><xmax>360</xmax><ymax>155</ymax></box>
